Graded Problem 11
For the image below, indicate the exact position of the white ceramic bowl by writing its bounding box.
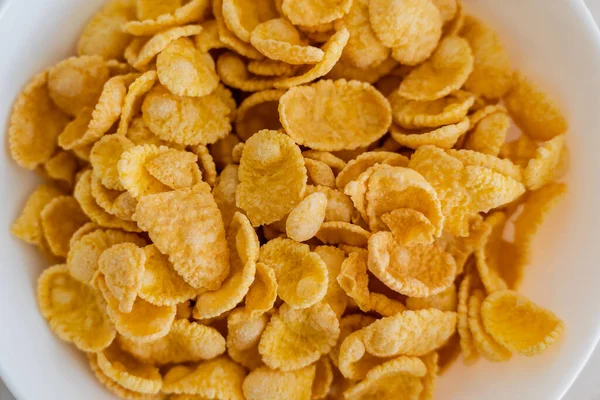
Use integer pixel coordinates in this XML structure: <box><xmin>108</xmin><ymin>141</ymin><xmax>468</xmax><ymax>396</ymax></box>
<box><xmin>1</xmin><ymin>0</ymin><xmax>600</xmax><ymax>399</ymax></box>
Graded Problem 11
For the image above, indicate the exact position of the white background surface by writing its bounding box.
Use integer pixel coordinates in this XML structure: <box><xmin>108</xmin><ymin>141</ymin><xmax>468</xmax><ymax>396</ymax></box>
<box><xmin>1</xmin><ymin>1</ymin><xmax>600</xmax><ymax>400</ymax></box>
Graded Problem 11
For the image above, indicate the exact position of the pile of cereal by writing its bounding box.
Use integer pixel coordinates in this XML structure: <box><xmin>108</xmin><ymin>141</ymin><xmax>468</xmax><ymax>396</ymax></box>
<box><xmin>8</xmin><ymin>0</ymin><xmax>569</xmax><ymax>398</ymax></box>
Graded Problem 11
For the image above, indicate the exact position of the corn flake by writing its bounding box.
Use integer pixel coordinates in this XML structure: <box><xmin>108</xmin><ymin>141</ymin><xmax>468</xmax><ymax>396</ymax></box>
<box><xmin>237</xmin><ymin>130</ymin><xmax>307</xmax><ymax>226</ymax></box>
<box><xmin>481</xmin><ymin>290</ymin><xmax>564</xmax><ymax>356</ymax></box>
<box><xmin>406</xmin><ymin>284</ymin><xmax>457</xmax><ymax>312</ymax></box>
<box><xmin>397</xmin><ymin>36</ymin><xmax>474</xmax><ymax>101</ymax></box>
<box><xmin>305</xmin><ymin>158</ymin><xmax>336</xmax><ymax>188</ymax></box>
<box><xmin>259</xmin><ymin>303</ymin><xmax>340</xmax><ymax>370</ymax></box>
<box><xmin>41</xmin><ymin>196</ymin><xmax>90</xmax><ymax>257</ymax></box>
<box><xmin>338</xmin><ymin>331</ymin><xmax>391</xmax><ymax>380</ymax></box>
<box><xmin>245</xmin><ymin>261</ymin><xmax>278</xmax><ymax>318</ymax></box>
<box><xmin>315</xmin><ymin>245</ymin><xmax>350</xmax><ymax>317</ymax></box>
<box><xmin>157</xmin><ymin>38</ymin><xmax>219</xmax><ymax>97</ymax></box>
<box><xmin>48</xmin><ymin>55</ymin><xmax>110</xmax><ymax>116</ymax></box>
<box><xmin>38</xmin><ymin>265</ymin><xmax>115</xmax><ymax>352</ymax></box>
<box><xmin>316</xmin><ymin>221</ymin><xmax>371</xmax><ymax>247</ymax></box>
<box><xmin>467</xmin><ymin>289</ymin><xmax>512</xmax><ymax>362</ymax></box>
<box><xmin>381</xmin><ymin>208</ymin><xmax>436</xmax><ymax>246</ymax></box>
<box><xmin>118</xmin><ymin>144</ymin><xmax>173</xmax><ymax>198</ymax></box>
<box><xmin>91</xmin><ymin>134</ymin><xmax>135</xmax><ymax>191</ymax></box>
<box><xmin>457</xmin><ymin>273</ymin><xmax>478</xmax><ymax>364</ymax></box>
<box><xmin>464</xmin><ymin>111</ymin><xmax>510</xmax><ymax>156</ymax></box>
<box><xmin>338</xmin><ymin>251</ymin><xmax>370</xmax><ymax>312</ymax></box>
<box><xmin>97</xmin><ymin>343</ymin><xmax>162</xmax><ymax>394</ymax></box>
<box><xmin>9</xmin><ymin>71</ymin><xmax>69</xmax><ymax>169</ymax></box>
<box><xmin>336</xmin><ymin>151</ymin><xmax>408</xmax><ymax>190</ymax></box>
<box><xmin>247</xmin><ymin>59</ymin><xmax>297</xmax><ymax>77</ymax></box>
<box><xmin>280</xmin><ymin>79</ymin><xmax>391</xmax><ymax>151</ymax></box>
<box><xmin>243</xmin><ymin>365</ymin><xmax>315</xmax><ymax>400</ymax></box>
<box><xmin>525</xmin><ymin>134</ymin><xmax>567</xmax><ymax>190</ymax></box>
<box><xmin>210</xmin><ymin>134</ymin><xmax>240</xmax><ymax>170</ymax></box>
<box><xmin>118</xmin><ymin>318</ymin><xmax>226</xmax><ymax>364</ymax></box>
<box><xmin>145</xmin><ymin>148</ymin><xmax>202</xmax><ymax>189</ymax></box>
<box><xmin>12</xmin><ymin>184</ymin><xmax>64</xmax><ymax>245</ymax></box>
<box><xmin>142</xmin><ymin>84</ymin><xmax>231</xmax><ymax>145</ymax></box>
<box><xmin>125</xmin><ymin>0</ymin><xmax>210</xmax><ymax>36</ymax></box>
<box><xmin>213</xmin><ymin>164</ymin><xmax>242</xmax><ymax>228</ymax></box>
<box><xmin>281</xmin><ymin>0</ymin><xmax>351</xmax><ymax>25</ymax></box>
<box><xmin>235</xmin><ymin>89</ymin><xmax>285</xmax><ymax>141</ymax></box>
<box><xmin>213</xmin><ymin>0</ymin><xmax>264</xmax><ymax>60</ymax></box>
<box><xmin>43</xmin><ymin>151</ymin><xmax>79</xmax><ymax>189</ymax></box>
<box><xmin>286</xmin><ymin>192</ymin><xmax>328</xmax><ymax>242</ymax></box>
<box><xmin>134</xmin><ymin>24</ymin><xmax>203</xmax><ymax>69</ymax></box>
<box><xmin>227</xmin><ymin>308</ymin><xmax>268</xmax><ymax>370</ymax></box>
<box><xmin>133</xmin><ymin>183</ymin><xmax>229</xmax><ymax>290</ymax></box>
<box><xmin>259</xmin><ymin>238</ymin><xmax>328</xmax><ymax>308</ymax></box>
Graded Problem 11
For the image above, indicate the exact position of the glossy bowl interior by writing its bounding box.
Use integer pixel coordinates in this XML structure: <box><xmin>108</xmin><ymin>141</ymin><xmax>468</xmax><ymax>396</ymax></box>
<box><xmin>1</xmin><ymin>0</ymin><xmax>600</xmax><ymax>399</ymax></box>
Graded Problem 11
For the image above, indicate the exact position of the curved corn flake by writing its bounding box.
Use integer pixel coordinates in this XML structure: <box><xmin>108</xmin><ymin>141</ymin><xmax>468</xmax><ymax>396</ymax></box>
<box><xmin>286</xmin><ymin>192</ymin><xmax>328</xmax><ymax>242</ymax></box>
<box><xmin>369</xmin><ymin>292</ymin><xmax>407</xmax><ymax>317</ymax></box>
<box><xmin>125</xmin><ymin>0</ymin><xmax>210</xmax><ymax>36</ymax></box>
<box><xmin>210</xmin><ymin>134</ymin><xmax>240</xmax><ymax>170</ymax></box>
<box><xmin>227</xmin><ymin>308</ymin><xmax>269</xmax><ymax>369</ymax></box>
<box><xmin>195</xmin><ymin>19</ymin><xmax>229</xmax><ymax>52</ymax></box>
<box><xmin>361</xmin><ymin>309</ymin><xmax>456</xmax><ymax>357</ymax></box>
<box><xmin>237</xmin><ymin>130</ymin><xmax>307</xmax><ymax>226</ymax></box>
<box><xmin>137</xmin><ymin>0</ymin><xmax>183</xmax><ymax>20</ymax></box>
<box><xmin>124</xmin><ymin>37</ymin><xmax>147</xmax><ymax>66</ymax></box>
<box><xmin>74</xmin><ymin>171</ymin><xmax>142</xmax><ymax>232</ymax></box>
<box><xmin>117</xmin><ymin>71</ymin><xmax>158</xmax><ymax>136</ymax></box>
<box><xmin>464</xmin><ymin>165</ymin><xmax>526</xmax><ymax>213</ymax></box>
<box><xmin>525</xmin><ymin>134</ymin><xmax>567</xmax><ymax>190</ymax></box>
<box><xmin>134</xmin><ymin>25</ymin><xmax>203</xmax><ymax>69</ymax></box>
<box><xmin>481</xmin><ymin>290</ymin><xmax>564</xmax><ymax>356</ymax></box>
<box><xmin>77</xmin><ymin>0</ymin><xmax>136</xmax><ymax>59</ymax></box>
<box><xmin>461</xmin><ymin>16</ymin><xmax>512</xmax><ymax>99</ymax></box>
<box><xmin>194</xmin><ymin>212</ymin><xmax>258</xmax><ymax>318</ymax></box>
<box><xmin>344</xmin><ymin>356</ymin><xmax>426</xmax><ymax>400</ymax></box>
<box><xmin>145</xmin><ymin>149</ymin><xmax>202</xmax><ymax>189</ymax></box>
<box><xmin>48</xmin><ymin>55</ymin><xmax>110</xmax><ymax>116</ymax></box>
<box><xmin>409</xmin><ymin>146</ymin><xmax>473</xmax><ymax>236</ymax></box>
<box><xmin>247</xmin><ymin>59</ymin><xmax>297</xmax><ymax>77</ymax></box>
<box><xmin>69</xmin><ymin>222</ymin><xmax>102</xmax><ymax>249</ymax></box>
<box><xmin>273</xmin><ymin>29</ymin><xmax>350</xmax><ymax>89</ymax></box>
<box><xmin>139</xmin><ymin>245</ymin><xmax>198</xmax><ymax>305</ymax></box>
<box><xmin>91</xmin><ymin>134</ymin><xmax>135</xmax><ymax>191</ymax></box>
<box><xmin>98</xmin><ymin>242</ymin><xmax>146</xmax><ymax>313</ymax></box>
<box><xmin>334</xmin><ymin>0</ymin><xmax>389</xmax><ymax>69</ymax></box>
<box><xmin>41</xmin><ymin>196</ymin><xmax>90</xmax><ymax>257</ymax></box>
<box><xmin>303</xmin><ymin>151</ymin><xmax>347</xmax><ymax>174</ymax></box>
<box><xmin>57</xmin><ymin>108</ymin><xmax>94</xmax><ymax>151</ymax></box>
<box><xmin>368</xmin><ymin>232</ymin><xmax>456</xmax><ymax>297</ymax></box>
<box><xmin>189</xmin><ymin>144</ymin><xmax>218</xmax><ymax>187</ymax></box>
<box><xmin>91</xmin><ymin>174</ymin><xmax>139</xmax><ymax>221</ymax></box>
<box><xmin>231</xmin><ymin>142</ymin><xmax>245</xmax><ymax>163</ymax></box>
<box><xmin>162</xmin><ymin>356</ymin><xmax>245</xmax><ymax>398</ymax></box>
<box><xmin>68</xmin><ymin>227</ymin><xmax>145</xmax><ymax>284</ymax></box>
<box><xmin>514</xmin><ymin>183</ymin><xmax>566</xmax><ymax>273</ymax></box>
<box><xmin>338</xmin><ymin>251</ymin><xmax>370</xmax><ymax>311</ymax></box>
<box><xmin>43</xmin><ymin>151</ymin><xmax>78</xmax><ymax>188</ymax></box>
<box><xmin>467</xmin><ymin>289</ymin><xmax>512</xmax><ymax>362</ymax></box>
<box><xmin>212</xmin><ymin>0</ymin><xmax>264</xmax><ymax>60</ymax></box>
<box><xmin>12</xmin><ymin>184</ymin><xmax>64</xmax><ymax>245</ymax></box>
<box><xmin>215</xmin><ymin>52</ymin><xmax>276</xmax><ymax>91</ymax></box>
<box><xmin>432</xmin><ymin>0</ymin><xmax>457</xmax><ymax>22</ymax></box>
<box><xmin>118</xmin><ymin>319</ymin><xmax>226</xmax><ymax>364</ymax></box>
<box><xmin>406</xmin><ymin>284</ymin><xmax>457</xmax><ymax>312</ymax></box>
<box><xmin>118</xmin><ymin>144</ymin><xmax>172</xmax><ymax>198</ymax></box>
<box><xmin>419</xmin><ymin>352</ymin><xmax>438</xmax><ymax>400</ymax></box>
<box><xmin>316</xmin><ymin>221</ymin><xmax>371</xmax><ymax>247</ymax></box>
<box><xmin>398</xmin><ymin>36</ymin><xmax>474</xmax><ymax>101</ymax></box>
<box><xmin>259</xmin><ymin>303</ymin><xmax>340</xmax><ymax>370</ymax></box>
<box><xmin>504</xmin><ymin>71</ymin><xmax>568</xmax><ymax>141</ymax></box>
<box><xmin>448</xmin><ymin>149</ymin><xmax>524</xmax><ymax>182</ymax></box>
<box><xmin>38</xmin><ymin>265</ymin><xmax>115</xmax><ymax>352</ymax></box>
<box><xmin>245</xmin><ymin>261</ymin><xmax>278</xmax><ymax>317</ymax></box>
<box><xmin>457</xmin><ymin>274</ymin><xmax>478</xmax><ymax>364</ymax></box>
<box><xmin>133</xmin><ymin>183</ymin><xmax>229</xmax><ymax>290</ymax></box>
<box><xmin>391</xmin><ymin>118</ymin><xmax>469</xmax><ymax>149</ymax></box>
<box><xmin>215</xmin><ymin>84</ymin><xmax>237</xmax><ymax>121</ymax></box>
<box><xmin>315</xmin><ymin>245</ymin><xmax>349</xmax><ymax>317</ymax></box>
<box><xmin>326</xmin><ymin>57</ymin><xmax>398</xmax><ymax>84</ymax></box>
<box><xmin>336</xmin><ymin>151</ymin><xmax>408</xmax><ymax>190</ymax></box>
<box><xmin>259</xmin><ymin>238</ymin><xmax>327</xmax><ymax>308</ymax></box>
<box><xmin>243</xmin><ymin>364</ymin><xmax>315</xmax><ymax>400</ymax></box>
<box><xmin>473</xmin><ymin>212</ymin><xmax>509</xmax><ymax>294</ymax></box>
<box><xmin>213</xmin><ymin>164</ymin><xmax>242</xmax><ymax>228</ymax></box>
<box><xmin>464</xmin><ymin>111</ymin><xmax>510</xmax><ymax>156</ymax></box>
<box><xmin>97</xmin><ymin>273</ymin><xmax>176</xmax><ymax>342</ymax></box>
<box><xmin>381</xmin><ymin>208</ymin><xmax>436</xmax><ymax>246</ymax></box>
<box><xmin>390</xmin><ymin>90</ymin><xmax>475</xmax><ymax>129</ymax></box>
<box><xmin>330</xmin><ymin>314</ymin><xmax>375</xmax><ymax>369</ymax></box>
<box><xmin>251</xmin><ymin>19</ymin><xmax>324</xmax><ymax>65</ymax></box>
<box><xmin>222</xmin><ymin>0</ymin><xmax>278</xmax><ymax>43</ymax></box>
<box><xmin>305</xmin><ymin>185</ymin><xmax>354</xmax><ymax>224</ymax></box>
<box><xmin>9</xmin><ymin>71</ymin><xmax>69</xmax><ymax>169</ymax></box>
<box><xmin>236</xmin><ymin>90</ymin><xmax>285</xmax><ymax>141</ymax></box>
<box><xmin>305</xmin><ymin>158</ymin><xmax>336</xmax><ymax>188</ymax></box>
<box><xmin>97</xmin><ymin>343</ymin><xmax>162</xmax><ymax>394</ymax></box>
<box><xmin>338</xmin><ymin>331</ymin><xmax>391</xmax><ymax>380</ymax></box>
<box><xmin>281</xmin><ymin>0</ymin><xmax>351</xmax><ymax>25</ymax></box>
<box><xmin>157</xmin><ymin>38</ymin><xmax>218</xmax><ymax>97</ymax></box>
<box><xmin>280</xmin><ymin>79</ymin><xmax>390</xmax><ymax>151</ymax></box>
<box><xmin>88</xmin><ymin>353</ymin><xmax>163</xmax><ymax>400</ymax></box>
<box><xmin>142</xmin><ymin>84</ymin><xmax>231</xmax><ymax>145</ymax></box>
<box><xmin>365</xmin><ymin>166</ymin><xmax>444</xmax><ymax>233</ymax></box>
